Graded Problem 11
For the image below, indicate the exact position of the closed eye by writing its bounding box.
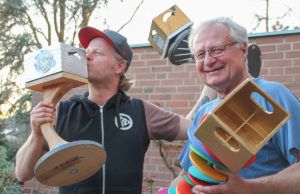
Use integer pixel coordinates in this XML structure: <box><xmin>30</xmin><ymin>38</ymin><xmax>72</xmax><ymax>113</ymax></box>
<box><xmin>197</xmin><ymin>52</ymin><xmax>205</xmax><ymax>58</ymax></box>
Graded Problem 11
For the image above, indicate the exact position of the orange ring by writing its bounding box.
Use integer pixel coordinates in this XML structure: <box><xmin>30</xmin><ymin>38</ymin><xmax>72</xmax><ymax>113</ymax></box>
<box><xmin>189</xmin><ymin>151</ymin><xmax>227</xmax><ymax>181</ymax></box>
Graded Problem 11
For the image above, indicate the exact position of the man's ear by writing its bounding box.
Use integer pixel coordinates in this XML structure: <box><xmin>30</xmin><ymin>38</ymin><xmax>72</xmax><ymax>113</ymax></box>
<box><xmin>241</xmin><ymin>42</ymin><xmax>248</xmax><ymax>60</ymax></box>
<box><xmin>115</xmin><ymin>60</ymin><xmax>126</xmax><ymax>74</ymax></box>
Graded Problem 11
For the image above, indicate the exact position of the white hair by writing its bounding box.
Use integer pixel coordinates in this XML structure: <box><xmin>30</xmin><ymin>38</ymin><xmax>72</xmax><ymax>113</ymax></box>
<box><xmin>188</xmin><ymin>17</ymin><xmax>248</xmax><ymax>53</ymax></box>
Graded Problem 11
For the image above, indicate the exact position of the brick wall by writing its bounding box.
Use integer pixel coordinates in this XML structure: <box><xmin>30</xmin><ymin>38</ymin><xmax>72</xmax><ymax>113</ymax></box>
<box><xmin>23</xmin><ymin>30</ymin><xmax>300</xmax><ymax>193</ymax></box>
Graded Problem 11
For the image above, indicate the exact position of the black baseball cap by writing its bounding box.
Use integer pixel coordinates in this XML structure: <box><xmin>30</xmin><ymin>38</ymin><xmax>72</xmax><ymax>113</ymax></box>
<box><xmin>78</xmin><ymin>26</ymin><xmax>132</xmax><ymax>72</ymax></box>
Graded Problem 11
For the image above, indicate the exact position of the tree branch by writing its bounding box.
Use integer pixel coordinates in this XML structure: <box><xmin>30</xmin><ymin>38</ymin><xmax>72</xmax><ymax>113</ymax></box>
<box><xmin>117</xmin><ymin>0</ymin><xmax>144</xmax><ymax>32</ymax></box>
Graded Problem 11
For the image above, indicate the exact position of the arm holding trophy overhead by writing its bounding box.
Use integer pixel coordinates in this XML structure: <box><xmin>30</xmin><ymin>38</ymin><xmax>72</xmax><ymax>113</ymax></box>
<box><xmin>15</xmin><ymin>43</ymin><xmax>106</xmax><ymax>187</ymax></box>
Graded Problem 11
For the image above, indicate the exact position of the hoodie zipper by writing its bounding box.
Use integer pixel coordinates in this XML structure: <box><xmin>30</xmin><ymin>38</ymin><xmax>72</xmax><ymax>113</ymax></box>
<box><xmin>100</xmin><ymin>106</ymin><xmax>105</xmax><ymax>194</ymax></box>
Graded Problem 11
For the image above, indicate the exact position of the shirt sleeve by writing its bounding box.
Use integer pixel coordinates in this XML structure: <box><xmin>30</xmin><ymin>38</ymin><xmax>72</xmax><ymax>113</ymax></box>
<box><xmin>143</xmin><ymin>100</ymin><xmax>180</xmax><ymax>141</ymax></box>
<box><xmin>178</xmin><ymin>139</ymin><xmax>193</xmax><ymax>171</ymax></box>
<box><xmin>265</xmin><ymin>83</ymin><xmax>300</xmax><ymax>164</ymax></box>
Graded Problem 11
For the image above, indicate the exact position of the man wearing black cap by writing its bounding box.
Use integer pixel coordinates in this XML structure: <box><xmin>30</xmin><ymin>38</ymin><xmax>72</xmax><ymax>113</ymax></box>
<box><xmin>15</xmin><ymin>27</ymin><xmax>193</xmax><ymax>194</ymax></box>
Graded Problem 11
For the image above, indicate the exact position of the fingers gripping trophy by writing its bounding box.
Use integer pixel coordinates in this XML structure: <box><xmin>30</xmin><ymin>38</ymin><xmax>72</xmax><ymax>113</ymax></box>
<box><xmin>23</xmin><ymin>43</ymin><xmax>106</xmax><ymax>186</ymax></box>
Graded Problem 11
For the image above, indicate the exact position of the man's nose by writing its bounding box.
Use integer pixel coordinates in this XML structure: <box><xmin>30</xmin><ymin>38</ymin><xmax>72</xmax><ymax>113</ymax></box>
<box><xmin>86</xmin><ymin>52</ymin><xmax>92</xmax><ymax>61</ymax></box>
<box><xmin>203</xmin><ymin>51</ymin><xmax>216</xmax><ymax>65</ymax></box>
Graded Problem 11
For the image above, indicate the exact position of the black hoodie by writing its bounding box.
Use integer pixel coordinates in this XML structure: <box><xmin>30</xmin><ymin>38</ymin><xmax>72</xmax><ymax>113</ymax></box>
<box><xmin>55</xmin><ymin>91</ymin><xmax>149</xmax><ymax>194</ymax></box>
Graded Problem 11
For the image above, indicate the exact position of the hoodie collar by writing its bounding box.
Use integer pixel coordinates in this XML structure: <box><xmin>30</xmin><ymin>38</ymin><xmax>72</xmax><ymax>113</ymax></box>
<box><xmin>70</xmin><ymin>91</ymin><xmax>129</xmax><ymax>118</ymax></box>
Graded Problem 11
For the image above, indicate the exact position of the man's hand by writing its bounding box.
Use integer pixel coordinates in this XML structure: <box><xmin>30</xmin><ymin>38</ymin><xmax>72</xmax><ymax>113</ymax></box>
<box><xmin>30</xmin><ymin>101</ymin><xmax>56</xmax><ymax>138</ymax></box>
<box><xmin>193</xmin><ymin>166</ymin><xmax>250</xmax><ymax>194</ymax></box>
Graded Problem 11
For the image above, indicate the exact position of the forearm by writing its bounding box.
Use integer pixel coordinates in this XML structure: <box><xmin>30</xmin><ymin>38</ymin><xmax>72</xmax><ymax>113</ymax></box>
<box><xmin>186</xmin><ymin>85</ymin><xmax>217</xmax><ymax>120</ymax></box>
<box><xmin>246</xmin><ymin>162</ymin><xmax>300</xmax><ymax>194</ymax></box>
<box><xmin>15</xmin><ymin>133</ymin><xmax>47</xmax><ymax>181</ymax></box>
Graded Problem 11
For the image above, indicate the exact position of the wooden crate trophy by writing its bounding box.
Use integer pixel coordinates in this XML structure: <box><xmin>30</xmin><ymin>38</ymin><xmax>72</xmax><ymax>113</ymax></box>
<box><xmin>194</xmin><ymin>78</ymin><xmax>291</xmax><ymax>172</ymax></box>
<box><xmin>148</xmin><ymin>5</ymin><xmax>193</xmax><ymax>59</ymax></box>
<box><xmin>23</xmin><ymin>43</ymin><xmax>106</xmax><ymax>186</ymax></box>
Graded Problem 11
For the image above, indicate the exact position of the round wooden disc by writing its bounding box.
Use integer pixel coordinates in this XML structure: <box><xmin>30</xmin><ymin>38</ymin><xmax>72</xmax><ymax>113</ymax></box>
<box><xmin>34</xmin><ymin>140</ymin><xmax>106</xmax><ymax>186</ymax></box>
<box><xmin>189</xmin><ymin>151</ymin><xmax>227</xmax><ymax>181</ymax></box>
<box><xmin>188</xmin><ymin>165</ymin><xmax>222</xmax><ymax>184</ymax></box>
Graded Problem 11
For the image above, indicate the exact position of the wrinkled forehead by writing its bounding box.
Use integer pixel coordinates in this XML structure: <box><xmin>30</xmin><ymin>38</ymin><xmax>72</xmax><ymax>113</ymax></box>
<box><xmin>193</xmin><ymin>23</ymin><xmax>232</xmax><ymax>51</ymax></box>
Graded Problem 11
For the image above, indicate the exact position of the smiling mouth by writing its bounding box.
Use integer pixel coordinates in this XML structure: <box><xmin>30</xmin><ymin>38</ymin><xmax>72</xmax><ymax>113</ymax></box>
<box><xmin>205</xmin><ymin>66</ymin><xmax>224</xmax><ymax>73</ymax></box>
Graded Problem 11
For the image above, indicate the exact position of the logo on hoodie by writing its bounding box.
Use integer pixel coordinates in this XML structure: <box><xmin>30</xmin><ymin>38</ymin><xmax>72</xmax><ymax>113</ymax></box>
<box><xmin>114</xmin><ymin>113</ymin><xmax>133</xmax><ymax>130</ymax></box>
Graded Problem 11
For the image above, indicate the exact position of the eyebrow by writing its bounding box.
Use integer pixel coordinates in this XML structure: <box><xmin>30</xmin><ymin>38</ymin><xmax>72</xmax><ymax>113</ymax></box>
<box><xmin>86</xmin><ymin>48</ymin><xmax>102</xmax><ymax>53</ymax></box>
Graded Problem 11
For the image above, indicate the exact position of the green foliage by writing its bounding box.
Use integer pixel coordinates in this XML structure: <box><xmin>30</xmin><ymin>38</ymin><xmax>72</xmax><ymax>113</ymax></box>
<box><xmin>0</xmin><ymin>146</ymin><xmax>23</xmax><ymax>194</ymax></box>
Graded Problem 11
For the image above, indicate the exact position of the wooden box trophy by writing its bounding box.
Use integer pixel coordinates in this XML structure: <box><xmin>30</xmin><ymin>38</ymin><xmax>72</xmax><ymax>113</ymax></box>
<box><xmin>194</xmin><ymin>78</ymin><xmax>291</xmax><ymax>173</ymax></box>
<box><xmin>23</xmin><ymin>42</ymin><xmax>106</xmax><ymax>186</ymax></box>
<box><xmin>148</xmin><ymin>5</ymin><xmax>193</xmax><ymax>59</ymax></box>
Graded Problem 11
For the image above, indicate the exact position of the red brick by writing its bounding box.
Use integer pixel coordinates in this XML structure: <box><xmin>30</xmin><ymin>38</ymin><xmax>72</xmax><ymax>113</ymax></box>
<box><xmin>132</xmin><ymin>54</ymin><xmax>140</xmax><ymax>61</ymax></box>
<box><xmin>270</xmin><ymin>67</ymin><xmax>284</xmax><ymax>75</ymax></box>
<box><xmin>263</xmin><ymin>60</ymin><xmax>292</xmax><ymax>67</ymax></box>
<box><xmin>294</xmin><ymin>92</ymin><xmax>300</xmax><ymax>98</ymax></box>
<box><xmin>184</xmin><ymin>78</ymin><xmax>197</xmax><ymax>84</ymax></box>
<box><xmin>294</xmin><ymin>75</ymin><xmax>300</xmax><ymax>82</ymax></box>
<box><xmin>150</xmin><ymin>94</ymin><xmax>171</xmax><ymax>100</ymax></box>
<box><xmin>132</xmin><ymin>47</ymin><xmax>146</xmax><ymax>53</ymax></box>
<box><xmin>146</xmin><ymin>59</ymin><xmax>168</xmax><ymax>66</ymax></box>
<box><xmin>285</xmin><ymin>34</ymin><xmax>300</xmax><ymax>42</ymax></box>
<box><xmin>129</xmin><ymin>87</ymin><xmax>143</xmax><ymax>93</ymax></box>
<box><xmin>260</xmin><ymin>45</ymin><xmax>276</xmax><ymax>52</ymax></box>
<box><xmin>141</xmin><ymin>53</ymin><xmax>161</xmax><ymax>60</ymax></box>
<box><xmin>286</xmin><ymin>51</ymin><xmax>300</xmax><ymax>59</ymax></box>
<box><xmin>285</xmin><ymin>67</ymin><xmax>300</xmax><ymax>74</ymax></box>
<box><xmin>284</xmin><ymin>83</ymin><xmax>300</xmax><ymax>91</ymax></box>
<box><xmin>129</xmin><ymin>67</ymin><xmax>151</xmax><ymax>73</ymax></box>
<box><xmin>149</xmin><ymin>172</ymin><xmax>172</xmax><ymax>179</ymax></box>
<box><xmin>156</xmin><ymin>73</ymin><xmax>167</xmax><ymax>79</ymax></box>
<box><xmin>161</xmin><ymin>79</ymin><xmax>183</xmax><ymax>85</ymax></box>
<box><xmin>294</xmin><ymin>59</ymin><xmax>300</xmax><ymax>66</ymax></box>
<box><xmin>145</xmin><ymin>47</ymin><xmax>156</xmax><ymax>53</ymax></box>
<box><xmin>261</xmin><ymin>52</ymin><xmax>283</xmax><ymax>60</ymax></box>
<box><xmin>135</xmin><ymin>74</ymin><xmax>155</xmax><ymax>80</ymax></box>
<box><xmin>256</xmin><ymin>36</ymin><xmax>283</xmax><ymax>44</ymax></box>
<box><xmin>294</xmin><ymin>43</ymin><xmax>300</xmax><ymax>50</ymax></box>
<box><xmin>264</xmin><ymin>75</ymin><xmax>293</xmax><ymax>82</ymax></box>
<box><xmin>140</xmin><ymin>80</ymin><xmax>160</xmax><ymax>86</ymax></box>
<box><xmin>278</xmin><ymin>44</ymin><xmax>291</xmax><ymax>51</ymax></box>
<box><xmin>185</xmin><ymin>64</ymin><xmax>197</xmax><ymax>71</ymax></box>
<box><xmin>152</xmin><ymin>66</ymin><xmax>173</xmax><ymax>73</ymax></box>
<box><xmin>173</xmin><ymin>93</ymin><xmax>196</xmax><ymax>100</ymax></box>
<box><xmin>177</xmin><ymin>86</ymin><xmax>201</xmax><ymax>93</ymax></box>
<box><xmin>130</xmin><ymin>61</ymin><xmax>146</xmax><ymax>67</ymax></box>
<box><xmin>168</xmin><ymin>72</ymin><xmax>190</xmax><ymax>79</ymax></box>
<box><xmin>166</xmin><ymin>101</ymin><xmax>188</xmax><ymax>107</ymax></box>
<box><xmin>145</xmin><ymin>164</ymin><xmax>157</xmax><ymax>171</ymax></box>
<box><xmin>155</xmin><ymin>87</ymin><xmax>177</xmax><ymax>93</ymax></box>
